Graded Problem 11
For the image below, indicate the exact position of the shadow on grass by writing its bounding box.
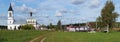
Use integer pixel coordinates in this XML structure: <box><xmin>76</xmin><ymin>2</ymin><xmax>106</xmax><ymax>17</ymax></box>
<box><xmin>0</xmin><ymin>38</ymin><xmax>7</xmax><ymax>42</ymax></box>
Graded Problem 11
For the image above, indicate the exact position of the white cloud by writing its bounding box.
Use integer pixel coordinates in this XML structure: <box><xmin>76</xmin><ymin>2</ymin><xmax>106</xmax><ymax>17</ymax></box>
<box><xmin>89</xmin><ymin>0</ymin><xmax>100</xmax><ymax>8</ymax></box>
<box><xmin>69</xmin><ymin>10</ymin><xmax>79</xmax><ymax>14</ymax></box>
<box><xmin>59</xmin><ymin>9</ymin><xmax>68</xmax><ymax>13</ymax></box>
<box><xmin>71</xmin><ymin>0</ymin><xmax>85</xmax><ymax>5</ymax></box>
<box><xmin>0</xmin><ymin>13</ymin><xmax>5</xmax><ymax>17</ymax></box>
<box><xmin>38</xmin><ymin>0</ymin><xmax>75</xmax><ymax>11</ymax></box>
<box><xmin>15</xmin><ymin>4</ymin><xmax>28</xmax><ymax>13</ymax></box>
<box><xmin>11</xmin><ymin>2</ymin><xmax>15</xmax><ymax>7</ymax></box>
<box><xmin>28</xmin><ymin>7</ymin><xmax>37</xmax><ymax>13</ymax></box>
<box><xmin>15</xmin><ymin>4</ymin><xmax>37</xmax><ymax>14</ymax></box>
<box><xmin>55</xmin><ymin>11</ymin><xmax>62</xmax><ymax>17</ymax></box>
<box><xmin>0</xmin><ymin>13</ymin><xmax>7</xmax><ymax>21</ymax></box>
<box><xmin>15</xmin><ymin>0</ymin><xmax>35</xmax><ymax>3</ymax></box>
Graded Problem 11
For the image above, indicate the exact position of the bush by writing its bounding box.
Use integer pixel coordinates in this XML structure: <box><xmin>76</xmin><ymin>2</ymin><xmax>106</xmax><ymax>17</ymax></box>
<box><xmin>21</xmin><ymin>24</ymin><xmax>35</xmax><ymax>30</ymax></box>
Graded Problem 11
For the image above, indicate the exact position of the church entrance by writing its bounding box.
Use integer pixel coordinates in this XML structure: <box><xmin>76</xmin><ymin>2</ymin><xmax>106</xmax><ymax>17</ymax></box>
<box><xmin>14</xmin><ymin>26</ymin><xmax>16</xmax><ymax>30</ymax></box>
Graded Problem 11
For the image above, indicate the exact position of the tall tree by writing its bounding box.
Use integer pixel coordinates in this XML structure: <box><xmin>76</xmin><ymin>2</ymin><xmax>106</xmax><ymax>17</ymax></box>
<box><xmin>57</xmin><ymin>20</ymin><xmax>62</xmax><ymax>30</ymax></box>
<box><xmin>100</xmin><ymin>0</ymin><xmax>119</xmax><ymax>28</ymax></box>
<box><xmin>96</xmin><ymin>16</ymin><xmax>104</xmax><ymax>28</ymax></box>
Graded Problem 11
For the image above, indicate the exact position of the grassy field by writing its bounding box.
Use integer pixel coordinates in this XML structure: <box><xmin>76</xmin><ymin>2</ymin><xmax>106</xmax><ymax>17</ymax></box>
<box><xmin>0</xmin><ymin>30</ymin><xmax>48</xmax><ymax>42</ymax></box>
<box><xmin>1</xmin><ymin>30</ymin><xmax>120</xmax><ymax>42</ymax></box>
<box><xmin>45</xmin><ymin>32</ymin><xmax>120</xmax><ymax>42</ymax></box>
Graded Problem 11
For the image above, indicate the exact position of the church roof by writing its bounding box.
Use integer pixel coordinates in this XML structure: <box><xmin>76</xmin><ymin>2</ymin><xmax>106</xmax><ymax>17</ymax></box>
<box><xmin>8</xmin><ymin>3</ymin><xmax>13</xmax><ymax>11</ymax></box>
<box><xmin>14</xmin><ymin>19</ymin><xmax>26</xmax><ymax>24</ymax></box>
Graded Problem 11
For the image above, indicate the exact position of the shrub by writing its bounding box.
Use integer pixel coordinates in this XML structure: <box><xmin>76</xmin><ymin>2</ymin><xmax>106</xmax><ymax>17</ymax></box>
<box><xmin>21</xmin><ymin>24</ymin><xmax>35</xmax><ymax>30</ymax></box>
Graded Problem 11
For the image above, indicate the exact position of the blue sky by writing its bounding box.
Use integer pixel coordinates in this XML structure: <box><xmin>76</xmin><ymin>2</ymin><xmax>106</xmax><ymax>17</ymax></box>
<box><xmin>0</xmin><ymin>0</ymin><xmax>120</xmax><ymax>25</ymax></box>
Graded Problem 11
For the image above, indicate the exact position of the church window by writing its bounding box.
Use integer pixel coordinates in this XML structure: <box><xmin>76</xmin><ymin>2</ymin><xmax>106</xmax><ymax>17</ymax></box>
<box><xmin>30</xmin><ymin>21</ymin><xmax>31</xmax><ymax>23</ymax></box>
<box><xmin>14</xmin><ymin>26</ymin><xmax>16</xmax><ymax>30</ymax></box>
<box><xmin>10</xmin><ymin>27</ymin><xmax>12</xmax><ymax>29</ymax></box>
<box><xmin>28</xmin><ymin>21</ymin><xmax>29</xmax><ymax>23</ymax></box>
<box><xmin>10</xmin><ymin>21</ymin><xmax>11</xmax><ymax>23</ymax></box>
<box><xmin>9</xmin><ymin>13</ymin><xmax>12</xmax><ymax>17</ymax></box>
<box><xmin>33</xmin><ymin>21</ymin><xmax>34</xmax><ymax>23</ymax></box>
<box><xmin>27</xmin><ymin>21</ymin><xmax>29</xmax><ymax>23</ymax></box>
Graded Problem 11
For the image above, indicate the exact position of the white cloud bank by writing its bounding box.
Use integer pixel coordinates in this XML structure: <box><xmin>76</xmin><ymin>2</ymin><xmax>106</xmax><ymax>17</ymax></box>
<box><xmin>15</xmin><ymin>4</ymin><xmax>37</xmax><ymax>14</ymax></box>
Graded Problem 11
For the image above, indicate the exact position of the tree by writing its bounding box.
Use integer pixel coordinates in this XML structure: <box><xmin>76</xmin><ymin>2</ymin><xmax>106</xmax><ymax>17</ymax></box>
<box><xmin>99</xmin><ymin>0</ymin><xmax>119</xmax><ymax>28</ymax></box>
<box><xmin>96</xmin><ymin>16</ymin><xmax>104</xmax><ymax>28</ymax></box>
<box><xmin>21</xmin><ymin>24</ymin><xmax>35</xmax><ymax>30</ymax></box>
<box><xmin>57</xmin><ymin>20</ymin><xmax>62</xmax><ymax>30</ymax></box>
<box><xmin>0</xmin><ymin>26</ymin><xmax>7</xmax><ymax>30</ymax></box>
<box><xmin>49</xmin><ymin>23</ymin><xmax>54</xmax><ymax>29</ymax></box>
<box><xmin>41</xmin><ymin>24</ymin><xmax>46</xmax><ymax>28</ymax></box>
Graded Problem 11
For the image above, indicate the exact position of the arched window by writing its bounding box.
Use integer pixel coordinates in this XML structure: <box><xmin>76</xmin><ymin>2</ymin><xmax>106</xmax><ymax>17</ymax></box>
<box><xmin>10</xmin><ymin>27</ymin><xmax>12</xmax><ymax>30</ymax></box>
<box><xmin>10</xmin><ymin>21</ymin><xmax>11</xmax><ymax>23</ymax></box>
<box><xmin>9</xmin><ymin>13</ymin><xmax>12</xmax><ymax>17</ymax></box>
<box><xmin>27</xmin><ymin>21</ymin><xmax>29</xmax><ymax>23</ymax></box>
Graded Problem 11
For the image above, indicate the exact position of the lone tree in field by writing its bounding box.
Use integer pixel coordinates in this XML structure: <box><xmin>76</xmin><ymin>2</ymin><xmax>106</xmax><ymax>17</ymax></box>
<box><xmin>98</xmin><ymin>0</ymin><xmax>119</xmax><ymax>28</ymax></box>
<box><xmin>57</xmin><ymin>20</ymin><xmax>62</xmax><ymax>30</ymax></box>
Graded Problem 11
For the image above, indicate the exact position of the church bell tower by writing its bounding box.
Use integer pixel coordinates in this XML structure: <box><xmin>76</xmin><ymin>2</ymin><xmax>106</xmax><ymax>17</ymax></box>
<box><xmin>8</xmin><ymin>3</ymin><xmax>14</xmax><ymax>24</ymax></box>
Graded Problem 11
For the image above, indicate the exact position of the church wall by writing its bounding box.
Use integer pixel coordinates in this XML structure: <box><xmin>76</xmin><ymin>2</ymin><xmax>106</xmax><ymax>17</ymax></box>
<box><xmin>7</xmin><ymin>24</ymin><xmax>21</xmax><ymax>30</ymax></box>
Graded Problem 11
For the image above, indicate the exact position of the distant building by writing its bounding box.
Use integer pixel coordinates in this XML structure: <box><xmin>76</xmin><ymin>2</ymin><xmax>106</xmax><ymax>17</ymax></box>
<box><xmin>66</xmin><ymin>25</ymin><xmax>89</xmax><ymax>32</ymax></box>
<box><xmin>7</xmin><ymin>3</ymin><xmax>39</xmax><ymax>30</ymax></box>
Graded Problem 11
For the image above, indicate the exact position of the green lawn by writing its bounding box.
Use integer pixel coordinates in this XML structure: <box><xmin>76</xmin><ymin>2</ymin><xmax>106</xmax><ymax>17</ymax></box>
<box><xmin>0</xmin><ymin>30</ymin><xmax>48</xmax><ymax>42</ymax></box>
<box><xmin>45</xmin><ymin>32</ymin><xmax>120</xmax><ymax>42</ymax></box>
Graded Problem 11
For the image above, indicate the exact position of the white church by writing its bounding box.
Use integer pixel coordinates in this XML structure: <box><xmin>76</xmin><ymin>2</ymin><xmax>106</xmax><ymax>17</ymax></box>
<box><xmin>7</xmin><ymin>3</ymin><xmax>39</xmax><ymax>30</ymax></box>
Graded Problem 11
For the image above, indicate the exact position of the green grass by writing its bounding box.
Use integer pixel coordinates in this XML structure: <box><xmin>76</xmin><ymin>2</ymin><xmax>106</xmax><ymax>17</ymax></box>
<box><xmin>0</xmin><ymin>30</ymin><xmax>48</xmax><ymax>42</ymax></box>
<box><xmin>45</xmin><ymin>32</ymin><xmax>120</xmax><ymax>42</ymax></box>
